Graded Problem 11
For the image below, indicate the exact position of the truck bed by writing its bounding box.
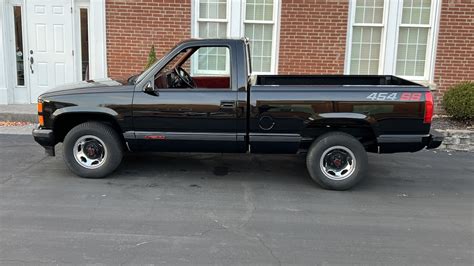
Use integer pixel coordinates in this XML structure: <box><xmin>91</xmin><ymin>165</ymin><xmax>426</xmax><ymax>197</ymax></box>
<box><xmin>256</xmin><ymin>75</ymin><xmax>421</xmax><ymax>87</ymax></box>
<box><xmin>249</xmin><ymin>74</ymin><xmax>431</xmax><ymax>154</ymax></box>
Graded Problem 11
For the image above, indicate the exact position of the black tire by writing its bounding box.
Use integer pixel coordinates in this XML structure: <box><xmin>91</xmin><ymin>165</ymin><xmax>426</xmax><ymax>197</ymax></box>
<box><xmin>63</xmin><ymin>122</ymin><xmax>123</xmax><ymax>178</ymax></box>
<box><xmin>306</xmin><ymin>132</ymin><xmax>368</xmax><ymax>190</ymax></box>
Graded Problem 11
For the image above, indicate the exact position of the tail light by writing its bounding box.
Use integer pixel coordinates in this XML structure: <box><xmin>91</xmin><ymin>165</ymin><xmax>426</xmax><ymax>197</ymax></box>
<box><xmin>424</xmin><ymin>91</ymin><xmax>433</xmax><ymax>124</ymax></box>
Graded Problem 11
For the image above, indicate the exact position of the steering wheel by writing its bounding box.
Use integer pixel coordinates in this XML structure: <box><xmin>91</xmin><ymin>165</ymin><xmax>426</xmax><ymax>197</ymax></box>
<box><xmin>174</xmin><ymin>66</ymin><xmax>196</xmax><ymax>88</ymax></box>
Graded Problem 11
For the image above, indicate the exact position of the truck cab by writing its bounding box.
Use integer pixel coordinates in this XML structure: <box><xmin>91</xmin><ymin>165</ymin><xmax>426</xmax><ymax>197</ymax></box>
<box><xmin>129</xmin><ymin>39</ymin><xmax>249</xmax><ymax>153</ymax></box>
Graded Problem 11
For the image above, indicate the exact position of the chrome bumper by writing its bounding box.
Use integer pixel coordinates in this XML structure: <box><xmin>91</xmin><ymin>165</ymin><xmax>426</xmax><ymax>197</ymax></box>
<box><xmin>32</xmin><ymin>125</ymin><xmax>55</xmax><ymax>156</ymax></box>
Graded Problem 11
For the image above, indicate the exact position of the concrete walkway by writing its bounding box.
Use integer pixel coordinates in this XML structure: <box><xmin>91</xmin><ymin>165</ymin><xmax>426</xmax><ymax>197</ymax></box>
<box><xmin>0</xmin><ymin>124</ymin><xmax>35</xmax><ymax>135</ymax></box>
<box><xmin>0</xmin><ymin>104</ymin><xmax>36</xmax><ymax>122</ymax></box>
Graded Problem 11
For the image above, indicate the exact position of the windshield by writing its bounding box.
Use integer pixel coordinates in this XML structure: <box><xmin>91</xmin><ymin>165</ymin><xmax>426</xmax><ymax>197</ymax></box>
<box><xmin>134</xmin><ymin>57</ymin><xmax>163</xmax><ymax>84</ymax></box>
<box><xmin>134</xmin><ymin>42</ymin><xmax>187</xmax><ymax>84</ymax></box>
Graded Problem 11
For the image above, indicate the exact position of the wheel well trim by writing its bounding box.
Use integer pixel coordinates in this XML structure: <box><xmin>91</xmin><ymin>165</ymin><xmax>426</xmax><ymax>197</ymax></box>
<box><xmin>317</xmin><ymin>112</ymin><xmax>367</xmax><ymax>120</ymax></box>
<box><xmin>51</xmin><ymin>106</ymin><xmax>119</xmax><ymax>122</ymax></box>
<box><xmin>303</xmin><ymin>113</ymin><xmax>379</xmax><ymax>145</ymax></box>
<box><xmin>51</xmin><ymin>108</ymin><xmax>124</xmax><ymax>144</ymax></box>
<box><xmin>305</xmin><ymin>113</ymin><xmax>378</xmax><ymax>132</ymax></box>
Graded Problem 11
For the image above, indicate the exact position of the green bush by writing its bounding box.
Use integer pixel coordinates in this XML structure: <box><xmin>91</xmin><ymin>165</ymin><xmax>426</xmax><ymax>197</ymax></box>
<box><xmin>145</xmin><ymin>45</ymin><xmax>157</xmax><ymax>69</ymax></box>
<box><xmin>443</xmin><ymin>82</ymin><xmax>474</xmax><ymax>120</ymax></box>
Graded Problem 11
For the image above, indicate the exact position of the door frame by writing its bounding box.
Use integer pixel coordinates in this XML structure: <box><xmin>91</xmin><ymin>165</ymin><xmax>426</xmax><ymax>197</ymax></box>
<box><xmin>74</xmin><ymin>0</ymin><xmax>90</xmax><ymax>82</ymax></box>
<box><xmin>0</xmin><ymin>0</ymin><xmax>29</xmax><ymax>104</ymax></box>
<box><xmin>10</xmin><ymin>0</ymin><xmax>29</xmax><ymax>103</ymax></box>
<box><xmin>0</xmin><ymin>0</ymin><xmax>108</xmax><ymax>104</ymax></box>
<box><xmin>0</xmin><ymin>0</ymin><xmax>10</xmax><ymax>104</ymax></box>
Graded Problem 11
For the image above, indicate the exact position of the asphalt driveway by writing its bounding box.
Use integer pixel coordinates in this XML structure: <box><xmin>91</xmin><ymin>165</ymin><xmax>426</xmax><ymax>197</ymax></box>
<box><xmin>0</xmin><ymin>134</ymin><xmax>473</xmax><ymax>265</ymax></box>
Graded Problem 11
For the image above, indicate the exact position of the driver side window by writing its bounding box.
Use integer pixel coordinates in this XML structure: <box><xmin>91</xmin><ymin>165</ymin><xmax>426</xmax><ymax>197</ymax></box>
<box><xmin>154</xmin><ymin>46</ymin><xmax>231</xmax><ymax>90</ymax></box>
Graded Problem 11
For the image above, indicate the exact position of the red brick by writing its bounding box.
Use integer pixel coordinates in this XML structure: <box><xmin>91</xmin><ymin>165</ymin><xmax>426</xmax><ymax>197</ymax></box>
<box><xmin>278</xmin><ymin>0</ymin><xmax>348</xmax><ymax>74</ymax></box>
<box><xmin>106</xmin><ymin>0</ymin><xmax>191</xmax><ymax>81</ymax></box>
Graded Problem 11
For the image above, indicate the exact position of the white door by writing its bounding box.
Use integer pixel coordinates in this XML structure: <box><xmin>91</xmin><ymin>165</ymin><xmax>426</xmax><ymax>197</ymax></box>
<box><xmin>26</xmin><ymin>0</ymin><xmax>74</xmax><ymax>102</ymax></box>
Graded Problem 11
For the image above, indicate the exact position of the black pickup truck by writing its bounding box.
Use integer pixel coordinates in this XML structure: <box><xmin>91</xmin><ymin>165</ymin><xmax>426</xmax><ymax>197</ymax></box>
<box><xmin>33</xmin><ymin>38</ymin><xmax>442</xmax><ymax>190</ymax></box>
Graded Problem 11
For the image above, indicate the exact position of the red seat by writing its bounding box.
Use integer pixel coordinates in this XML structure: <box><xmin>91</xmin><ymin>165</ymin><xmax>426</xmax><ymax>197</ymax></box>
<box><xmin>193</xmin><ymin>76</ymin><xmax>230</xmax><ymax>89</ymax></box>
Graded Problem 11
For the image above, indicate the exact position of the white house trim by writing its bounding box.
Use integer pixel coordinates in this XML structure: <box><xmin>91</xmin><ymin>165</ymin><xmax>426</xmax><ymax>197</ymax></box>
<box><xmin>73</xmin><ymin>0</ymin><xmax>89</xmax><ymax>81</ymax></box>
<box><xmin>382</xmin><ymin>0</ymin><xmax>400</xmax><ymax>75</ymax></box>
<box><xmin>88</xmin><ymin>0</ymin><xmax>107</xmax><ymax>80</ymax></box>
<box><xmin>0</xmin><ymin>0</ymin><xmax>107</xmax><ymax>104</ymax></box>
<box><xmin>273</xmin><ymin>0</ymin><xmax>281</xmax><ymax>74</ymax></box>
<box><xmin>428</xmin><ymin>0</ymin><xmax>442</xmax><ymax>88</ymax></box>
<box><xmin>0</xmin><ymin>0</ymin><xmax>10</xmax><ymax>104</ymax></box>
<box><xmin>229</xmin><ymin>0</ymin><xmax>242</xmax><ymax>38</ymax></box>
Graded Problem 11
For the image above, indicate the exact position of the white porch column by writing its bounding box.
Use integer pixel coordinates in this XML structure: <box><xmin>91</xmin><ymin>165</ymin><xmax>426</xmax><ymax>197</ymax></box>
<box><xmin>88</xmin><ymin>0</ymin><xmax>107</xmax><ymax>80</ymax></box>
<box><xmin>0</xmin><ymin>0</ymin><xmax>9</xmax><ymax>104</ymax></box>
<box><xmin>229</xmin><ymin>0</ymin><xmax>242</xmax><ymax>38</ymax></box>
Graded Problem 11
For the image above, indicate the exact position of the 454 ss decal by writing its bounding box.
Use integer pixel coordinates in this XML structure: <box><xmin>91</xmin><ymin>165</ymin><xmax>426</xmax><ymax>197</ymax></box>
<box><xmin>366</xmin><ymin>92</ymin><xmax>422</xmax><ymax>101</ymax></box>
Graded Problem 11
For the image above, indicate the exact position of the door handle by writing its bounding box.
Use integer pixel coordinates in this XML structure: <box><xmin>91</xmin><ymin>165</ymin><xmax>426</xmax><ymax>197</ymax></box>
<box><xmin>30</xmin><ymin>57</ymin><xmax>35</xmax><ymax>74</ymax></box>
<box><xmin>220</xmin><ymin>101</ymin><xmax>235</xmax><ymax>109</ymax></box>
<box><xmin>29</xmin><ymin>55</ymin><xmax>34</xmax><ymax>74</ymax></box>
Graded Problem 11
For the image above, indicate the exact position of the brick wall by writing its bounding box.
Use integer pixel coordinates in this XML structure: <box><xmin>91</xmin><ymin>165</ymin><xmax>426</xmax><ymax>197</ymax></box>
<box><xmin>106</xmin><ymin>0</ymin><xmax>191</xmax><ymax>81</ymax></box>
<box><xmin>278</xmin><ymin>0</ymin><xmax>349</xmax><ymax>74</ymax></box>
<box><xmin>433</xmin><ymin>0</ymin><xmax>474</xmax><ymax>112</ymax></box>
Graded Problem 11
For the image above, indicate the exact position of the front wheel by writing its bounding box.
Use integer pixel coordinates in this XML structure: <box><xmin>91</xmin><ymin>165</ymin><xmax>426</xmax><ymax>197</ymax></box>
<box><xmin>63</xmin><ymin>122</ymin><xmax>123</xmax><ymax>178</ymax></box>
<box><xmin>306</xmin><ymin>132</ymin><xmax>368</xmax><ymax>190</ymax></box>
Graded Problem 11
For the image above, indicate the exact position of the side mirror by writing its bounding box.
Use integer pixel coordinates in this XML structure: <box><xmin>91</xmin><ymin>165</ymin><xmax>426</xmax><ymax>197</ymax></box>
<box><xmin>143</xmin><ymin>81</ymin><xmax>158</xmax><ymax>96</ymax></box>
<box><xmin>127</xmin><ymin>74</ymin><xmax>139</xmax><ymax>84</ymax></box>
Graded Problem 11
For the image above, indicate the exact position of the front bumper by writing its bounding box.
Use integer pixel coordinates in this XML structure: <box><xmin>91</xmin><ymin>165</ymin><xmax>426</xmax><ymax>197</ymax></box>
<box><xmin>32</xmin><ymin>125</ymin><xmax>55</xmax><ymax>156</ymax></box>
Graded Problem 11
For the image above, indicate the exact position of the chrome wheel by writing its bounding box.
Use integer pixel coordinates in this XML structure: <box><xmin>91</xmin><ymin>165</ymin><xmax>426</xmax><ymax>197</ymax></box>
<box><xmin>73</xmin><ymin>135</ymin><xmax>107</xmax><ymax>169</ymax></box>
<box><xmin>319</xmin><ymin>146</ymin><xmax>356</xmax><ymax>181</ymax></box>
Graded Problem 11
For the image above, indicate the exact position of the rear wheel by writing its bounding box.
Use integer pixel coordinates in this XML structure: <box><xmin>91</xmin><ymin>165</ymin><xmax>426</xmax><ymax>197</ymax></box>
<box><xmin>306</xmin><ymin>132</ymin><xmax>368</xmax><ymax>190</ymax></box>
<box><xmin>63</xmin><ymin>122</ymin><xmax>123</xmax><ymax>178</ymax></box>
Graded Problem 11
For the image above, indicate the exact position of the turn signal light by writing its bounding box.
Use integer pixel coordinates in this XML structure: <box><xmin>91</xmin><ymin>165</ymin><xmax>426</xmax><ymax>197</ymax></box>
<box><xmin>424</xmin><ymin>91</ymin><xmax>433</xmax><ymax>124</ymax></box>
<box><xmin>38</xmin><ymin>115</ymin><xmax>44</xmax><ymax>126</ymax></box>
<box><xmin>37</xmin><ymin>101</ymin><xmax>44</xmax><ymax>126</ymax></box>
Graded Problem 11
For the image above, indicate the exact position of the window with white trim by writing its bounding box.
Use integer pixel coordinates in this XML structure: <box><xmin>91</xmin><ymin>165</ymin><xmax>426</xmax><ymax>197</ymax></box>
<box><xmin>244</xmin><ymin>0</ymin><xmax>275</xmax><ymax>73</ymax></box>
<box><xmin>192</xmin><ymin>0</ymin><xmax>280</xmax><ymax>74</ymax></box>
<box><xmin>349</xmin><ymin>0</ymin><xmax>384</xmax><ymax>75</ymax></box>
<box><xmin>195</xmin><ymin>0</ymin><xmax>229</xmax><ymax>75</ymax></box>
<box><xmin>396</xmin><ymin>0</ymin><xmax>431</xmax><ymax>77</ymax></box>
<box><xmin>197</xmin><ymin>0</ymin><xmax>228</xmax><ymax>38</ymax></box>
<box><xmin>346</xmin><ymin>0</ymin><xmax>440</xmax><ymax>81</ymax></box>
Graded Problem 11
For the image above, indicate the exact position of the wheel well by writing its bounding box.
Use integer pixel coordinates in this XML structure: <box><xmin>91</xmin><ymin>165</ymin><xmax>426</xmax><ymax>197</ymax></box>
<box><xmin>53</xmin><ymin>113</ymin><xmax>125</xmax><ymax>145</ymax></box>
<box><xmin>303</xmin><ymin>120</ymin><xmax>378</xmax><ymax>152</ymax></box>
